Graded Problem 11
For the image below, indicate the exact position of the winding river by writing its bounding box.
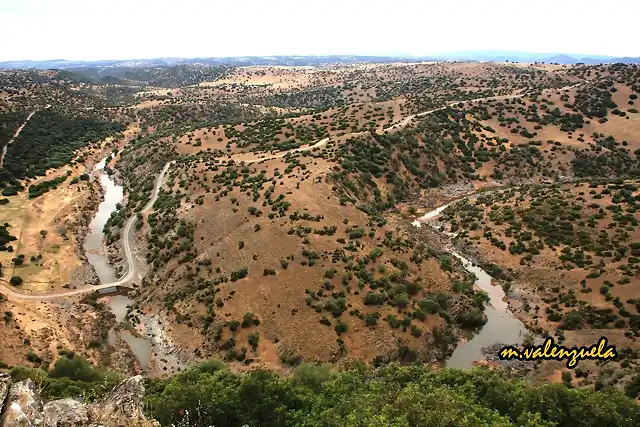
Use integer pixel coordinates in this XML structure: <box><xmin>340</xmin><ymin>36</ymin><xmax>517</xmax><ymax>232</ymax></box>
<box><xmin>84</xmin><ymin>157</ymin><xmax>152</xmax><ymax>369</ymax></box>
<box><xmin>86</xmin><ymin>167</ymin><xmax>526</xmax><ymax>370</ymax></box>
<box><xmin>413</xmin><ymin>204</ymin><xmax>528</xmax><ymax>369</ymax></box>
<box><xmin>85</xmin><ymin>157</ymin><xmax>525</xmax><ymax>370</ymax></box>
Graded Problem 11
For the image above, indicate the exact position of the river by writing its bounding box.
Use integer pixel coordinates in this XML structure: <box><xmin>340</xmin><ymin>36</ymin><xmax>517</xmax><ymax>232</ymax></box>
<box><xmin>84</xmin><ymin>157</ymin><xmax>152</xmax><ymax>369</ymax></box>
<box><xmin>85</xmin><ymin>158</ymin><xmax>524</xmax><ymax>370</ymax></box>
<box><xmin>413</xmin><ymin>204</ymin><xmax>527</xmax><ymax>369</ymax></box>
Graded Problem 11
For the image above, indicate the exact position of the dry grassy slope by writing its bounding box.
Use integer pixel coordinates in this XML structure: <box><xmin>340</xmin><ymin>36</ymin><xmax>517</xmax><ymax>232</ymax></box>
<box><xmin>123</xmin><ymin>63</ymin><xmax>639</xmax><ymax>371</ymax></box>
<box><xmin>0</xmin><ymin>141</ymin><xmax>140</xmax><ymax>373</ymax></box>
<box><xmin>132</xmin><ymin>138</ymin><xmax>478</xmax><ymax>369</ymax></box>
<box><xmin>379</xmin><ymin>78</ymin><xmax>639</xmax><ymax>187</ymax></box>
<box><xmin>470</xmin><ymin>81</ymin><xmax>640</xmax><ymax>152</ymax></box>
<box><xmin>1</xmin><ymin>172</ymin><xmax>95</xmax><ymax>293</ymax></box>
<box><xmin>0</xmin><ymin>291</ymin><xmax>141</xmax><ymax>376</ymax></box>
<box><xmin>178</xmin><ymin>62</ymin><xmax>575</xmax><ymax>115</ymax></box>
<box><xmin>445</xmin><ymin>183</ymin><xmax>640</xmax><ymax>319</ymax></box>
<box><xmin>0</xmin><ymin>138</ymin><xmax>123</xmax><ymax>292</ymax></box>
<box><xmin>174</xmin><ymin>101</ymin><xmax>404</xmax><ymax>157</ymax></box>
<box><xmin>440</xmin><ymin>181</ymin><xmax>640</xmax><ymax>390</ymax></box>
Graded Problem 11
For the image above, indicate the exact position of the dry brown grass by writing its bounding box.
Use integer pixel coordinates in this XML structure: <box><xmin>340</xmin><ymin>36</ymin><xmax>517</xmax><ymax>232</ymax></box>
<box><xmin>445</xmin><ymin>181</ymin><xmax>640</xmax><ymax>342</ymax></box>
<box><xmin>3</xmin><ymin>61</ymin><xmax>639</xmax><ymax>378</ymax></box>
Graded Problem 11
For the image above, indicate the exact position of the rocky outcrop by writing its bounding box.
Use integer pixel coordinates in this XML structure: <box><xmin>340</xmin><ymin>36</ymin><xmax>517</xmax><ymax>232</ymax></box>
<box><xmin>43</xmin><ymin>399</ymin><xmax>88</xmax><ymax>427</ymax></box>
<box><xmin>0</xmin><ymin>376</ymin><xmax>158</xmax><ymax>427</ymax></box>
<box><xmin>482</xmin><ymin>343</ymin><xmax>537</xmax><ymax>376</ymax></box>
<box><xmin>68</xmin><ymin>263</ymin><xmax>100</xmax><ymax>287</ymax></box>
<box><xmin>87</xmin><ymin>376</ymin><xmax>155</xmax><ymax>426</ymax></box>
<box><xmin>0</xmin><ymin>375</ymin><xmax>9</xmax><ymax>415</ymax></box>
<box><xmin>1</xmin><ymin>378</ymin><xmax>44</xmax><ymax>427</ymax></box>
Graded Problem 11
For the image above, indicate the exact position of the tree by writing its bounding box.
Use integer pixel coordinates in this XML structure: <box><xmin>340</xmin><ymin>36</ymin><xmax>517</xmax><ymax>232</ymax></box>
<box><xmin>247</xmin><ymin>332</ymin><xmax>259</xmax><ymax>351</ymax></box>
<box><xmin>49</xmin><ymin>355</ymin><xmax>105</xmax><ymax>382</ymax></box>
<box><xmin>9</xmin><ymin>276</ymin><xmax>23</xmax><ymax>286</ymax></box>
<box><xmin>562</xmin><ymin>371</ymin><xmax>572</xmax><ymax>387</ymax></box>
<box><xmin>291</xmin><ymin>363</ymin><xmax>332</xmax><ymax>393</ymax></box>
<box><xmin>144</xmin><ymin>361</ymin><xmax>640</xmax><ymax>427</ymax></box>
<box><xmin>334</xmin><ymin>321</ymin><xmax>348</xmax><ymax>335</ymax></box>
<box><xmin>626</xmin><ymin>375</ymin><xmax>640</xmax><ymax>399</ymax></box>
<box><xmin>561</xmin><ymin>311</ymin><xmax>584</xmax><ymax>330</ymax></box>
<box><xmin>393</xmin><ymin>292</ymin><xmax>409</xmax><ymax>309</ymax></box>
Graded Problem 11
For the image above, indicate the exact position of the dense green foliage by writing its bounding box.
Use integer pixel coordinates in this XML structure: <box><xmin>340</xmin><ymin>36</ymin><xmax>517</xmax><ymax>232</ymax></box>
<box><xmin>10</xmin><ymin>356</ymin><xmax>637</xmax><ymax>426</ymax></box>
<box><xmin>71</xmin><ymin>64</ymin><xmax>233</xmax><ymax>88</ymax></box>
<box><xmin>0</xmin><ymin>111</ymin><xmax>26</xmax><ymax>148</ymax></box>
<box><xmin>144</xmin><ymin>361</ymin><xmax>639</xmax><ymax>427</ymax></box>
<box><xmin>9</xmin><ymin>354</ymin><xmax>121</xmax><ymax>402</ymax></box>
<box><xmin>0</xmin><ymin>110</ymin><xmax>123</xmax><ymax>187</ymax></box>
<box><xmin>0</xmin><ymin>223</ymin><xmax>17</xmax><ymax>252</ymax></box>
<box><xmin>28</xmin><ymin>174</ymin><xmax>68</xmax><ymax>198</ymax></box>
<box><xmin>137</xmin><ymin>102</ymin><xmax>260</xmax><ymax>130</ymax></box>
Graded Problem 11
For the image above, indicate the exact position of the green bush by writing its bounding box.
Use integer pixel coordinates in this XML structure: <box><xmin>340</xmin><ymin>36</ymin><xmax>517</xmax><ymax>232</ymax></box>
<box><xmin>456</xmin><ymin>308</ymin><xmax>486</xmax><ymax>328</ymax></box>
<box><xmin>560</xmin><ymin>310</ymin><xmax>584</xmax><ymax>329</ymax></box>
<box><xmin>626</xmin><ymin>374</ymin><xmax>640</xmax><ymax>399</ymax></box>
<box><xmin>334</xmin><ymin>321</ymin><xmax>348</xmax><ymax>335</ymax></box>
<box><xmin>291</xmin><ymin>363</ymin><xmax>332</xmax><ymax>393</ymax></box>
<box><xmin>49</xmin><ymin>355</ymin><xmax>107</xmax><ymax>382</ymax></box>
<box><xmin>230</xmin><ymin>267</ymin><xmax>248</xmax><ymax>282</ymax></box>
<box><xmin>241</xmin><ymin>312</ymin><xmax>259</xmax><ymax>328</ymax></box>
<box><xmin>144</xmin><ymin>361</ymin><xmax>640</xmax><ymax>427</ymax></box>
<box><xmin>9</xmin><ymin>276</ymin><xmax>23</xmax><ymax>286</ymax></box>
<box><xmin>247</xmin><ymin>332</ymin><xmax>259</xmax><ymax>350</ymax></box>
<box><xmin>10</xmin><ymin>356</ymin><xmax>120</xmax><ymax>402</ymax></box>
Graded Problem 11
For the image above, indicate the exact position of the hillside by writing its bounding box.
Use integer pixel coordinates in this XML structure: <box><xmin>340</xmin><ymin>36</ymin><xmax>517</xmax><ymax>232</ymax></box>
<box><xmin>439</xmin><ymin>181</ymin><xmax>640</xmax><ymax>388</ymax></box>
<box><xmin>0</xmin><ymin>61</ymin><xmax>638</xmax><ymax>408</ymax></box>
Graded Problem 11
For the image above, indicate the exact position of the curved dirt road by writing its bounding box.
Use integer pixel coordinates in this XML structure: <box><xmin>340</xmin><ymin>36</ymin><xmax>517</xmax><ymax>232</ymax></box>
<box><xmin>117</xmin><ymin>160</ymin><xmax>175</xmax><ymax>285</ymax></box>
<box><xmin>0</xmin><ymin>161</ymin><xmax>175</xmax><ymax>300</ymax></box>
<box><xmin>222</xmin><ymin>83</ymin><xmax>581</xmax><ymax>162</ymax></box>
<box><xmin>0</xmin><ymin>83</ymin><xmax>580</xmax><ymax>301</ymax></box>
<box><xmin>228</xmin><ymin>137</ymin><xmax>330</xmax><ymax>164</ymax></box>
<box><xmin>384</xmin><ymin>83</ymin><xmax>581</xmax><ymax>132</ymax></box>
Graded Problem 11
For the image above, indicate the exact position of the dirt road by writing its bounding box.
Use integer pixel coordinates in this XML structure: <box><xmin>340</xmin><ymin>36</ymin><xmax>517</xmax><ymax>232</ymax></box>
<box><xmin>229</xmin><ymin>137</ymin><xmax>330</xmax><ymax>164</ymax></box>
<box><xmin>0</xmin><ymin>161</ymin><xmax>174</xmax><ymax>300</ymax></box>
<box><xmin>0</xmin><ymin>82</ymin><xmax>580</xmax><ymax>301</ymax></box>
<box><xmin>1</xmin><ymin>111</ymin><xmax>36</xmax><ymax>168</ymax></box>
<box><xmin>0</xmin><ymin>104</ymin><xmax>51</xmax><ymax>168</ymax></box>
<box><xmin>383</xmin><ymin>83</ymin><xmax>581</xmax><ymax>132</ymax></box>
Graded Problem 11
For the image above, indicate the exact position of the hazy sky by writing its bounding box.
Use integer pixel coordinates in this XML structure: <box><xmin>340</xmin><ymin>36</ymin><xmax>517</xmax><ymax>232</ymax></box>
<box><xmin>2</xmin><ymin>0</ymin><xmax>639</xmax><ymax>61</ymax></box>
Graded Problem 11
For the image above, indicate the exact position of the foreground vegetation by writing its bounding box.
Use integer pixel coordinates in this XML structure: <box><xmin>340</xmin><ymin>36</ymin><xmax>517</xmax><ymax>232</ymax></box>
<box><xmin>7</xmin><ymin>355</ymin><xmax>639</xmax><ymax>427</ymax></box>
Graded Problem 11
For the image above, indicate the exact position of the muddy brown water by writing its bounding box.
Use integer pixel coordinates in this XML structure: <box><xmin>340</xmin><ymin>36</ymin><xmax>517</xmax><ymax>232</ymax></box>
<box><xmin>84</xmin><ymin>157</ymin><xmax>152</xmax><ymax>368</ymax></box>
<box><xmin>413</xmin><ymin>204</ymin><xmax>527</xmax><ymax>368</ymax></box>
<box><xmin>87</xmin><ymin>159</ymin><xmax>526</xmax><ymax>370</ymax></box>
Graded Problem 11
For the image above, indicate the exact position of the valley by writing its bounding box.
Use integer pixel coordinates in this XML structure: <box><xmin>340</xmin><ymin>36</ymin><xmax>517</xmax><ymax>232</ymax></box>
<box><xmin>1</xmin><ymin>59</ymin><xmax>639</xmax><ymax>408</ymax></box>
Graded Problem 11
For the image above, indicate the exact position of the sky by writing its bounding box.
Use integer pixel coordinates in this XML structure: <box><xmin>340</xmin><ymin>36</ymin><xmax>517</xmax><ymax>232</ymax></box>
<box><xmin>2</xmin><ymin>0</ymin><xmax>640</xmax><ymax>61</ymax></box>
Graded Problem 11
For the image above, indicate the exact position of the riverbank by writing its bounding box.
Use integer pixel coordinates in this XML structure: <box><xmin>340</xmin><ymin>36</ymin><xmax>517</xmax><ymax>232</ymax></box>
<box><xmin>0</xmin><ymin>147</ymin><xmax>138</xmax><ymax>369</ymax></box>
<box><xmin>82</xmin><ymin>155</ymin><xmax>191</xmax><ymax>377</ymax></box>
<box><xmin>68</xmin><ymin>170</ymin><xmax>105</xmax><ymax>288</ymax></box>
<box><xmin>83</xmin><ymin>157</ymin><xmax>151</xmax><ymax>370</ymax></box>
<box><xmin>411</xmin><ymin>192</ymin><xmax>528</xmax><ymax>369</ymax></box>
<box><xmin>103</xmin><ymin>155</ymin><xmax>128</xmax><ymax>279</ymax></box>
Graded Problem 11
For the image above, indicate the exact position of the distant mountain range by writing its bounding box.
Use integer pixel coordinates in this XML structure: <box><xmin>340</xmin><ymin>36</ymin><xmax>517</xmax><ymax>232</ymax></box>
<box><xmin>0</xmin><ymin>56</ymin><xmax>433</xmax><ymax>70</ymax></box>
<box><xmin>1</xmin><ymin>51</ymin><xmax>639</xmax><ymax>70</ymax></box>
<box><xmin>429</xmin><ymin>50</ymin><xmax>640</xmax><ymax>64</ymax></box>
